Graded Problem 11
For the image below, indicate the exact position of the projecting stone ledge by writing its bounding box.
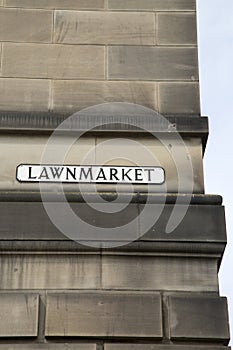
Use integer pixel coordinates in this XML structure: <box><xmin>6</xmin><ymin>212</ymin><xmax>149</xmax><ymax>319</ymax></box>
<box><xmin>0</xmin><ymin>194</ymin><xmax>226</xmax><ymax>255</ymax></box>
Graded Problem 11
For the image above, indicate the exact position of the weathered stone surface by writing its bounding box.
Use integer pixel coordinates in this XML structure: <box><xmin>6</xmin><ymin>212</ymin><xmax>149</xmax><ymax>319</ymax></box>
<box><xmin>168</xmin><ymin>295</ymin><xmax>230</xmax><ymax>342</ymax></box>
<box><xmin>157</xmin><ymin>13</ymin><xmax>197</xmax><ymax>45</ymax></box>
<box><xmin>108</xmin><ymin>46</ymin><xmax>198</xmax><ymax>80</ymax></box>
<box><xmin>108</xmin><ymin>0</ymin><xmax>196</xmax><ymax>11</ymax></box>
<box><xmin>95</xmin><ymin>136</ymin><xmax>204</xmax><ymax>193</ymax></box>
<box><xmin>0</xmin><ymin>8</ymin><xmax>52</xmax><ymax>42</ymax></box>
<box><xmin>2</xmin><ymin>43</ymin><xmax>104</xmax><ymax>79</ymax></box>
<box><xmin>102</xmin><ymin>256</ymin><xmax>218</xmax><ymax>292</ymax></box>
<box><xmin>0</xmin><ymin>293</ymin><xmax>39</xmax><ymax>337</ymax></box>
<box><xmin>5</xmin><ymin>0</ymin><xmax>105</xmax><ymax>9</ymax></box>
<box><xmin>0</xmin><ymin>254</ymin><xmax>101</xmax><ymax>289</ymax></box>
<box><xmin>158</xmin><ymin>82</ymin><xmax>200</xmax><ymax>114</ymax></box>
<box><xmin>0</xmin><ymin>78</ymin><xmax>50</xmax><ymax>111</ymax></box>
<box><xmin>0</xmin><ymin>346</ymin><xmax>96</xmax><ymax>350</ymax></box>
<box><xmin>105</xmin><ymin>345</ymin><xmax>230</xmax><ymax>350</ymax></box>
<box><xmin>52</xmin><ymin>80</ymin><xmax>157</xmax><ymax>111</ymax></box>
<box><xmin>45</xmin><ymin>292</ymin><xmax>163</xmax><ymax>338</ymax></box>
<box><xmin>0</xmin><ymin>203</ymin><xmax>226</xmax><ymax>243</ymax></box>
<box><xmin>141</xmin><ymin>205</ymin><xmax>226</xmax><ymax>242</ymax></box>
<box><xmin>54</xmin><ymin>11</ymin><xmax>155</xmax><ymax>45</ymax></box>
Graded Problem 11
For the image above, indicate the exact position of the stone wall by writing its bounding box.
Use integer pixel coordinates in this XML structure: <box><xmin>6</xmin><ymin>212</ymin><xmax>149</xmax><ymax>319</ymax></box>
<box><xmin>0</xmin><ymin>0</ymin><xmax>199</xmax><ymax>113</ymax></box>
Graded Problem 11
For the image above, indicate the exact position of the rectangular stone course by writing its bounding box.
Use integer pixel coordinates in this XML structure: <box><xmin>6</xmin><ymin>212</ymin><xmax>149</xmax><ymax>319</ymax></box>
<box><xmin>157</xmin><ymin>13</ymin><xmax>197</xmax><ymax>45</ymax></box>
<box><xmin>0</xmin><ymin>254</ymin><xmax>101</xmax><ymax>289</ymax></box>
<box><xmin>108</xmin><ymin>46</ymin><xmax>198</xmax><ymax>81</ymax></box>
<box><xmin>102</xmin><ymin>256</ymin><xmax>218</xmax><ymax>292</ymax></box>
<box><xmin>108</xmin><ymin>0</ymin><xmax>196</xmax><ymax>11</ymax></box>
<box><xmin>168</xmin><ymin>295</ymin><xmax>230</xmax><ymax>343</ymax></box>
<box><xmin>0</xmin><ymin>8</ymin><xmax>52</xmax><ymax>42</ymax></box>
<box><xmin>0</xmin><ymin>346</ymin><xmax>96</xmax><ymax>350</ymax></box>
<box><xmin>52</xmin><ymin>80</ymin><xmax>157</xmax><ymax>112</ymax></box>
<box><xmin>4</xmin><ymin>0</ymin><xmax>105</xmax><ymax>9</ymax></box>
<box><xmin>0</xmin><ymin>293</ymin><xmax>39</xmax><ymax>337</ymax></box>
<box><xmin>2</xmin><ymin>43</ymin><xmax>105</xmax><ymax>80</ymax></box>
<box><xmin>45</xmin><ymin>292</ymin><xmax>163</xmax><ymax>338</ymax></box>
<box><xmin>54</xmin><ymin>11</ymin><xmax>155</xmax><ymax>45</ymax></box>
<box><xmin>0</xmin><ymin>78</ymin><xmax>50</xmax><ymax>111</ymax></box>
<box><xmin>158</xmin><ymin>82</ymin><xmax>200</xmax><ymax>114</ymax></box>
<box><xmin>105</xmin><ymin>345</ymin><xmax>230</xmax><ymax>350</ymax></box>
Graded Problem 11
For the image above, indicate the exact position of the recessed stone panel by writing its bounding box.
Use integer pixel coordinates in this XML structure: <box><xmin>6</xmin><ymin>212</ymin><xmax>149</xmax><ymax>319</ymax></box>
<box><xmin>45</xmin><ymin>292</ymin><xmax>163</xmax><ymax>338</ymax></box>
<box><xmin>0</xmin><ymin>8</ymin><xmax>52</xmax><ymax>42</ymax></box>
<box><xmin>108</xmin><ymin>46</ymin><xmax>198</xmax><ymax>81</ymax></box>
<box><xmin>54</xmin><ymin>11</ymin><xmax>155</xmax><ymax>45</ymax></box>
<box><xmin>2</xmin><ymin>43</ymin><xmax>104</xmax><ymax>80</ymax></box>
<box><xmin>0</xmin><ymin>293</ymin><xmax>39</xmax><ymax>337</ymax></box>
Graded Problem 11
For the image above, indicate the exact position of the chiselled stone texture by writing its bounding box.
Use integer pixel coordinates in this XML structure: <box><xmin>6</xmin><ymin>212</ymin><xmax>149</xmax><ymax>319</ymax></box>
<box><xmin>45</xmin><ymin>292</ymin><xmax>163</xmax><ymax>338</ymax></box>
<box><xmin>158</xmin><ymin>82</ymin><xmax>200</xmax><ymax>114</ymax></box>
<box><xmin>168</xmin><ymin>295</ymin><xmax>230</xmax><ymax>343</ymax></box>
<box><xmin>0</xmin><ymin>293</ymin><xmax>39</xmax><ymax>337</ymax></box>
<box><xmin>2</xmin><ymin>43</ymin><xmax>105</xmax><ymax>79</ymax></box>
<box><xmin>105</xmin><ymin>346</ymin><xmax>230</xmax><ymax>350</ymax></box>
<box><xmin>0</xmin><ymin>78</ymin><xmax>50</xmax><ymax>111</ymax></box>
<box><xmin>0</xmin><ymin>346</ymin><xmax>96</xmax><ymax>350</ymax></box>
<box><xmin>54</xmin><ymin>11</ymin><xmax>155</xmax><ymax>45</ymax></box>
<box><xmin>157</xmin><ymin>13</ymin><xmax>197</xmax><ymax>45</ymax></box>
<box><xmin>108</xmin><ymin>0</ymin><xmax>196</xmax><ymax>11</ymax></box>
<box><xmin>52</xmin><ymin>80</ymin><xmax>157</xmax><ymax>111</ymax></box>
<box><xmin>108</xmin><ymin>46</ymin><xmax>198</xmax><ymax>81</ymax></box>
<box><xmin>0</xmin><ymin>8</ymin><xmax>52</xmax><ymax>42</ymax></box>
<box><xmin>5</xmin><ymin>0</ymin><xmax>105</xmax><ymax>9</ymax></box>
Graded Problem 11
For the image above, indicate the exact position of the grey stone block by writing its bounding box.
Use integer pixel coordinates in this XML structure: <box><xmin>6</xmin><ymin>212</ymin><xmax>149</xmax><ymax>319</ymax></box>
<box><xmin>0</xmin><ymin>254</ymin><xmax>101</xmax><ymax>289</ymax></box>
<box><xmin>108</xmin><ymin>46</ymin><xmax>198</xmax><ymax>80</ymax></box>
<box><xmin>0</xmin><ymin>78</ymin><xmax>50</xmax><ymax>111</ymax></box>
<box><xmin>54</xmin><ymin>10</ymin><xmax>155</xmax><ymax>45</ymax></box>
<box><xmin>140</xmin><ymin>204</ymin><xmax>226</xmax><ymax>242</ymax></box>
<box><xmin>105</xmin><ymin>345</ymin><xmax>230</xmax><ymax>350</ymax></box>
<box><xmin>5</xmin><ymin>0</ymin><xmax>105</xmax><ymax>9</ymax></box>
<box><xmin>168</xmin><ymin>295</ymin><xmax>230</xmax><ymax>343</ymax></box>
<box><xmin>157</xmin><ymin>13</ymin><xmax>197</xmax><ymax>45</ymax></box>
<box><xmin>0</xmin><ymin>346</ymin><xmax>96</xmax><ymax>350</ymax></box>
<box><xmin>52</xmin><ymin>80</ymin><xmax>157</xmax><ymax>112</ymax></box>
<box><xmin>158</xmin><ymin>82</ymin><xmax>200</xmax><ymax>114</ymax></box>
<box><xmin>102</xmin><ymin>256</ymin><xmax>218</xmax><ymax>292</ymax></box>
<box><xmin>0</xmin><ymin>8</ymin><xmax>52</xmax><ymax>42</ymax></box>
<box><xmin>0</xmin><ymin>293</ymin><xmax>39</xmax><ymax>337</ymax></box>
<box><xmin>0</xmin><ymin>202</ymin><xmax>139</xmax><ymax>244</ymax></box>
<box><xmin>45</xmin><ymin>292</ymin><xmax>163</xmax><ymax>338</ymax></box>
<box><xmin>108</xmin><ymin>0</ymin><xmax>196</xmax><ymax>11</ymax></box>
<box><xmin>2</xmin><ymin>43</ymin><xmax>105</xmax><ymax>80</ymax></box>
